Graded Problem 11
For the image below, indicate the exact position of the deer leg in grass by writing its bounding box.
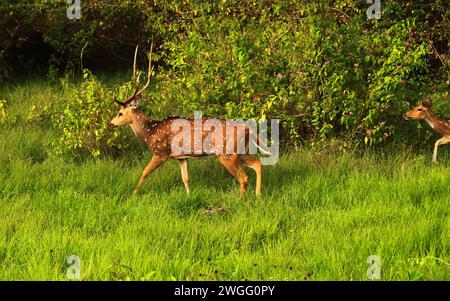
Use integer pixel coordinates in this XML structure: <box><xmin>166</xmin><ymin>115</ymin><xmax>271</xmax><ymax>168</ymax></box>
<box><xmin>239</xmin><ymin>155</ymin><xmax>262</xmax><ymax>196</ymax></box>
<box><xmin>218</xmin><ymin>155</ymin><xmax>248</xmax><ymax>196</ymax></box>
<box><xmin>133</xmin><ymin>155</ymin><xmax>168</xmax><ymax>194</ymax></box>
<box><xmin>178</xmin><ymin>159</ymin><xmax>190</xmax><ymax>194</ymax></box>
<box><xmin>433</xmin><ymin>137</ymin><xmax>449</xmax><ymax>163</ymax></box>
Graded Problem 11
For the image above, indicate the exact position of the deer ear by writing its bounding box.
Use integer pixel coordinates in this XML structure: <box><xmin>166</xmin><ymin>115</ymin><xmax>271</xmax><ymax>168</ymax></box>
<box><xmin>422</xmin><ymin>97</ymin><xmax>432</xmax><ymax>108</ymax></box>
<box><xmin>129</xmin><ymin>97</ymin><xmax>142</xmax><ymax>109</ymax></box>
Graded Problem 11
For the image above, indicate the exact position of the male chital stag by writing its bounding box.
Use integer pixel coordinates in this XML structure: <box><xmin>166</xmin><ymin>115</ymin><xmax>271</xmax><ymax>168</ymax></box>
<box><xmin>404</xmin><ymin>97</ymin><xmax>450</xmax><ymax>163</ymax></box>
<box><xmin>108</xmin><ymin>45</ymin><xmax>269</xmax><ymax>196</ymax></box>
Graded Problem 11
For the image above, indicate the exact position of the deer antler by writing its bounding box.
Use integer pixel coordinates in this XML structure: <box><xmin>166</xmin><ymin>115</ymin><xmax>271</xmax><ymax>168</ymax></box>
<box><xmin>124</xmin><ymin>45</ymin><xmax>141</xmax><ymax>104</ymax></box>
<box><xmin>123</xmin><ymin>43</ymin><xmax>154</xmax><ymax>105</ymax></box>
<box><xmin>135</xmin><ymin>41</ymin><xmax>154</xmax><ymax>98</ymax></box>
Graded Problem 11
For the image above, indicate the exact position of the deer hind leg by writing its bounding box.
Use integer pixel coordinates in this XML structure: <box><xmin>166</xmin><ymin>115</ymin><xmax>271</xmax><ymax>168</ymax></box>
<box><xmin>178</xmin><ymin>159</ymin><xmax>190</xmax><ymax>194</ymax></box>
<box><xmin>133</xmin><ymin>154</ymin><xmax>168</xmax><ymax>194</ymax></box>
<box><xmin>433</xmin><ymin>137</ymin><xmax>449</xmax><ymax>163</ymax></box>
<box><xmin>217</xmin><ymin>155</ymin><xmax>248</xmax><ymax>196</ymax></box>
<box><xmin>239</xmin><ymin>154</ymin><xmax>262</xmax><ymax>196</ymax></box>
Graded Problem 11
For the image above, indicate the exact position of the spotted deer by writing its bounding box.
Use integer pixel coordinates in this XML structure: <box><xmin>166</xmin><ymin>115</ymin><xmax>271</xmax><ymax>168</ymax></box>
<box><xmin>108</xmin><ymin>45</ymin><xmax>269</xmax><ymax>196</ymax></box>
<box><xmin>404</xmin><ymin>97</ymin><xmax>450</xmax><ymax>163</ymax></box>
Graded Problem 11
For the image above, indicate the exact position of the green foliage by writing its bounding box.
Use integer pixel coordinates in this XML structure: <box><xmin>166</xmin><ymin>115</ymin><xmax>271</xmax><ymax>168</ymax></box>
<box><xmin>53</xmin><ymin>70</ymin><xmax>130</xmax><ymax>157</ymax></box>
<box><xmin>0</xmin><ymin>99</ymin><xmax>6</xmax><ymax>125</ymax></box>
<box><xmin>309</xmin><ymin>11</ymin><xmax>434</xmax><ymax>146</ymax></box>
<box><xmin>1</xmin><ymin>0</ymin><xmax>449</xmax><ymax>152</ymax></box>
<box><xmin>152</xmin><ymin>2</ymin><xmax>448</xmax><ymax>147</ymax></box>
<box><xmin>26</xmin><ymin>103</ymin><xmax>54</xmax><ymax>125</ymax></box>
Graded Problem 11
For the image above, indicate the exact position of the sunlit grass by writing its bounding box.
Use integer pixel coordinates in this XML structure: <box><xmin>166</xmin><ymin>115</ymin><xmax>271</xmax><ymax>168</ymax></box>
<box><xmin>0</xmin><ymin>80</ymin><xmax>449</xmax><ymax>280</ymax></box>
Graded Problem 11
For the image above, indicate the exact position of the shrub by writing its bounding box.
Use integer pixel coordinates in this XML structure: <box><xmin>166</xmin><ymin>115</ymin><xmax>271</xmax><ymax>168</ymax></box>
<box><xmin>0</xmin><ymin>99</ymin><xmax>6</xmax><ymax>125</ymax></box>
<box><xmin>5</xmin><ymin>1</ymin><xmax>446</xmax><ymax>156</ymax></box>
<box><xmin>153</xmin><ymin>2</ymin><xmax>447</xmax><ymax>147</ymax></box>
<box><xmin>53</xmin><ymin>69</ymin><xmax>133</xmax><ymax>157</ymax></box>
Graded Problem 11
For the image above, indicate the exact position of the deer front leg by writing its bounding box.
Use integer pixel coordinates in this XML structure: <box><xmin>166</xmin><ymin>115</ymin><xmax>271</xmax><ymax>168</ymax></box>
<box><xmin>432</xmin><ymin>137</ymin><xmax>449</xmax><ymax>163</ymax></box>
<box><xmin>178</xmin><ymin>159</ymin><xmax>190</xmax><ymax>194</ymax></box>
<box><xmin>133</xmin><ymin>155</ymin><xmax>168</xmax><ymax>194</ymax></box>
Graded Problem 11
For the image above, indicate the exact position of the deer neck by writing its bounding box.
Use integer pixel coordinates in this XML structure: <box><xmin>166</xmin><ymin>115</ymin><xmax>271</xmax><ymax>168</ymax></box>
<box><xmin>424</xmin><ymin>110</ymin><xmax>444</xmax><ymax>130</ymax></box>
<box><xmin>425</xmin><ymin>112</ymin><xmax>450</xmax><ymax>137</ymax></box>
<box><xmin>129</xmin><ymin>111</ymin><xmax>153</xmax><ymax>142</ymax></box>
<box><xmin>424</xmin><ymin>113</ymin><xmax>437</xmax><ymax>129</ymax></box>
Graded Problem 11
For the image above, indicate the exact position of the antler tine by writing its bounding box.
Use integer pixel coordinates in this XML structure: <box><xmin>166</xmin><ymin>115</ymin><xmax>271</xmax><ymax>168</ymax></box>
<box><xmin>135</xmin><ymin>41</ymin><xmax>154</xmax><ymax>98</ymax></box>
<box><xmin>125</xmin><ymin>45</ymin><xmax>140</xmax><ymax>103</ymax></box>
<box><xmin>132</xmin><ymin>45</ymin><xmax>139</xmax><ymax>88</ymax></box>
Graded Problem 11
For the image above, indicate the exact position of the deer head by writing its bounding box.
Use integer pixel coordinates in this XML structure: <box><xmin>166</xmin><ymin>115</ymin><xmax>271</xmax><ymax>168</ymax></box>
<box><xmin>109</xmin><ymin>44</ymin><xmax>153</xmax><ymax>128</ymax></box>
<box><xmin>404</xmin><ymin>97</ymin><xmax>432</xmax><ymax>120</ymax></box>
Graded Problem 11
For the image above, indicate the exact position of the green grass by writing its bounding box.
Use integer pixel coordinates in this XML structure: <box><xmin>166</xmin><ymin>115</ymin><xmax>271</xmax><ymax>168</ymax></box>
<box><xmin>0</xmin><ymin>79</ymin><xmax>449</xmax><ymax>280</ymax></box>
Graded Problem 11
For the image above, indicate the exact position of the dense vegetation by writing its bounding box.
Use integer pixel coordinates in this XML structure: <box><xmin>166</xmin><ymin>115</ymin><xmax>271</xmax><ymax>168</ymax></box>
<box><xmin>0</xmin><ymin>1</ymin><xmax>449</xmax><ymax>281</ymax></box>
<box><xmin>1</xmin><ymin>0</ymin><xmax>449</xmax><ymax>156</ymax></box>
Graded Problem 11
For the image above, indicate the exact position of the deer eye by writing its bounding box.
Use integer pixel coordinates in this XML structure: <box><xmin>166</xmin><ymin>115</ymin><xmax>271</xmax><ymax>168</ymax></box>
<box><xmin>417</xmin><ymin>108</ymin><xmax>423</xmax><ymax>112</ymax></box>
<box><xmin>118</xmin><ymin>112</ymin><xmax>123</xmax><ymax>116</ymax></box>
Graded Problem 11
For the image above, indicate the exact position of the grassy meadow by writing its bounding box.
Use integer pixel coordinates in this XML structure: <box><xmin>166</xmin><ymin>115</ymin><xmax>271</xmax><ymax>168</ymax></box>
<box><xmin>0</xmin><ymin>79</ymin><xmax>449</xmax><ymax>280</ymax></box>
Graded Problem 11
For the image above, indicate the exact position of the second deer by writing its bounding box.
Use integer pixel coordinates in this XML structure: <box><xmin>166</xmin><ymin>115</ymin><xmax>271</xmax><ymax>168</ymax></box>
<box><xmin>404</xmin><ymin>98</ymin><xmax>450</xmax><ymax>163</ymax></box>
